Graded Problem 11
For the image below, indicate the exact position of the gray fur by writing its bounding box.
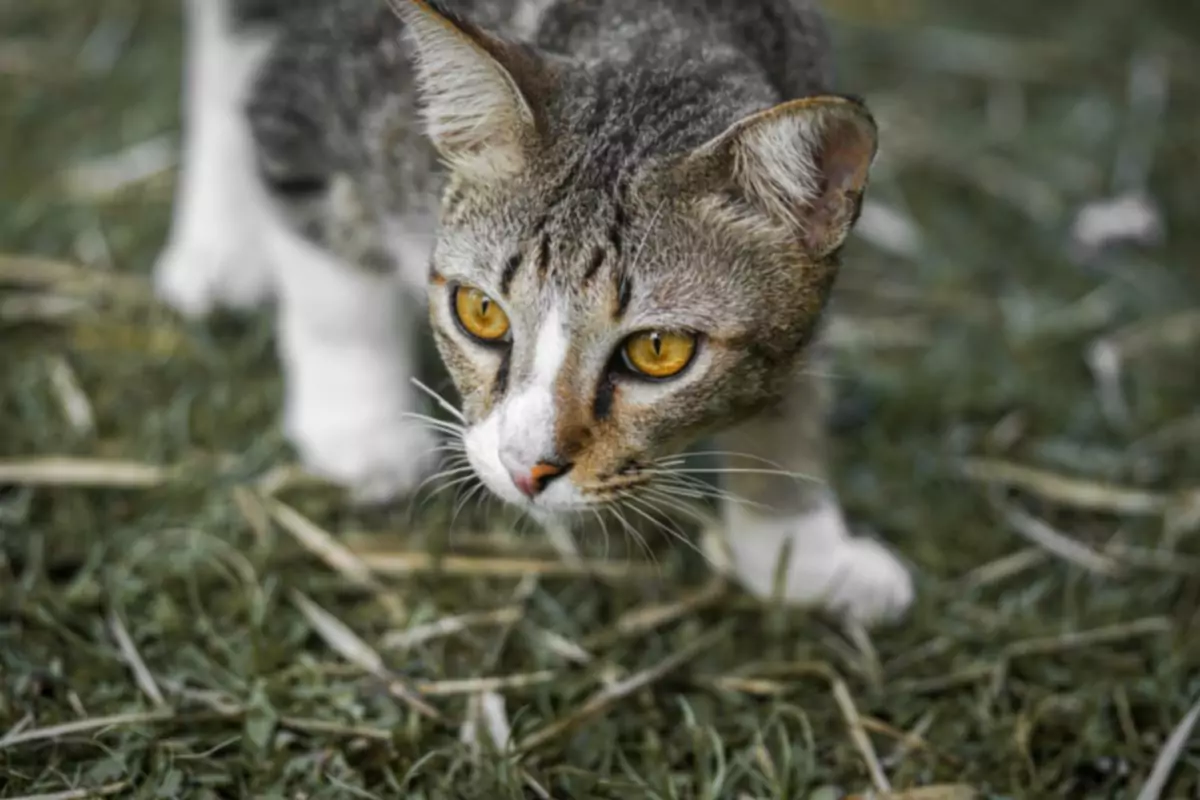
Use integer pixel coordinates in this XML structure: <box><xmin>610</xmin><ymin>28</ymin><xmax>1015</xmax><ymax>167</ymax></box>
<box><xmin>237</xmin><ymin>0</ymin><xmax>868</xmax><ymax>503</ymax></box>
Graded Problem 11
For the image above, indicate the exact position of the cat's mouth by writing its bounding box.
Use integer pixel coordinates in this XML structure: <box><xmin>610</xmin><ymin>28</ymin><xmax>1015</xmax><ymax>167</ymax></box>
<box><xmin>461</xmin><ymin>422</ymin><xmax>657</xmax><ymax>512</ymax></box>
<box><xmin>472</xmin><ymin>462</ymin><xmax>656</xmax><ymax>513</ymax></box>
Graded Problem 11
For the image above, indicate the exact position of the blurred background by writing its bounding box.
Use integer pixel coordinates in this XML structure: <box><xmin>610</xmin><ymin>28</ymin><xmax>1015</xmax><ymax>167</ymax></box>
<box><xmin>1</xmin><ymin>0</ymin><xmax>1198</xmax><ymax>796</ymax></box>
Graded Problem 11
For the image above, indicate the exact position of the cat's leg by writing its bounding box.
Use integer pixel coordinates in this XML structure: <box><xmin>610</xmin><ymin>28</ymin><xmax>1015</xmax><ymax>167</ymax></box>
<box><xmin>154</xmin><ymin>0</ymin><xmax>276</xmax><ymax>317</ymax></box>
<box><xmin>712</xmin><ymin>365</ymin><xmax>913</xmax><ymax>626</ymax></box>
<box><xmin>261</xmin><ymin>199</ymin><xmax>439</xmax><ymax>502</ymax></box>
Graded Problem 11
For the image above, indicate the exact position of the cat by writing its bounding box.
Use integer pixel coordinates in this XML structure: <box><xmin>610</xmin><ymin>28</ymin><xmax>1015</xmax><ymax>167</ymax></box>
<box><xmin>155</xmin><ymin>0</ymin><xmax>914</xmax><ymax>625</ymax></box>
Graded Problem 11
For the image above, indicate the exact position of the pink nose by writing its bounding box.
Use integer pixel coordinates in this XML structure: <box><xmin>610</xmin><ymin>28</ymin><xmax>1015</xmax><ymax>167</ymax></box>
<box><xmin>510</xmin><ymin>461</ymin><xmax>569</xmax><ymax>498</ymax></box>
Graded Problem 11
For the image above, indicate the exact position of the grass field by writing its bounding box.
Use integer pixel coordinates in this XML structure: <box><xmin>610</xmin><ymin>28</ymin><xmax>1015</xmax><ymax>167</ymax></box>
<box><xmin>2</xmin><ymin>0</ymin><xmax>1199</xmax><ymax>797</ymax></box>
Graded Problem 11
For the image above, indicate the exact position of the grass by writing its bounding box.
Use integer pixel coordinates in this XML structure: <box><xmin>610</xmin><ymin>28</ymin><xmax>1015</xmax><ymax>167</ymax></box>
<box><xmin>2</xmin><ymin>0</ymin><xmax>1199</xmax><ymax>797</ymax></box>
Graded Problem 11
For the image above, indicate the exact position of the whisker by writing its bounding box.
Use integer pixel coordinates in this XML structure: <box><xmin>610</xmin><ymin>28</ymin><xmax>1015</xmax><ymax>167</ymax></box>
<box><xmin>409</xmin><ymin>377</ymin><xmax>467</xmax><ymax>423</ymax></box>
<box><xmin>450</xmin><ymin>481</ymin><xmax>490</xmax><ymax>529</ymax></box>
<box><xmin>605</xmin><ymin>501</ymin><xmax>658</xmax><ymax>568</ymax></box>
<box><xmin>621</xmin><ymin>494</ymin><xmax>715</xmax><ymax>568</ymax></box>
<box><xmin>643</xmin><ymin>467</ymin><xmax>823</xmax><ymax>483</ymax></box>
<box><xmin>651</xmin><ymin>470</ymin><xmax>742</xmax><ymax>503</ymax></box>
<box><xmin>401</xmin><ymin>411</ymin><xmax>465</xmax><ymax>436</ymax></box>
<box><xmin>588</xmin><ymin>507</ymin><xmax>612</xmax><ymax>561</ymax></box>
<box><xmin>425</xmin><ymin>444</ymin><xmax>469</xmax><ymax>461</ymax></box>
<box><xmin>413</xmin><ymin>464</ymin><xmax>476</xmax><ymax>500</ymax></box>
<box><xmin>417</xmin><ymin>472</ymin><xmax>478</xmax><ymax>511</ymax></box>
<box><xmin>653</xmin><ymin>476</ymin><xmax>768</xmax><ymax>511</ymax></box>
<box><xmin>656</xmin><ymin>470</ymin><xmax>719</xmax><ymax>492</ymax></box>
<box><xmin>654</xmin><ymin>449</ymin><xmax>794</xmax><ymax>472</ymax></box>
<box><xmin>649</xmin><ymin>478</ymin><xmax>723</xmax><ymax>503</ymax></box>
<box><xmin>642</xmin><ymin>487</ymin><xmax>715</xmax><ymax>526</ymax></box>
<box><xmin>797</xmin><ymin>366</ymin><xmax>846</xmax><ymax>382</ymax></box>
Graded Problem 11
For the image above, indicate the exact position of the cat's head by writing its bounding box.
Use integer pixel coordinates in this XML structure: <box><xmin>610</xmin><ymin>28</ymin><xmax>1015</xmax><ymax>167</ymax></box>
<box><xmin>399</xmin><ymin>0</ymin><xmax>876</xmax><ymax>512</ymax></box>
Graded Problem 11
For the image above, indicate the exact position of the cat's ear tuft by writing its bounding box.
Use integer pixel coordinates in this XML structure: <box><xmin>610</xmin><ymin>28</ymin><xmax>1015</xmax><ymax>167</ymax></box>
<box><xmin>691</xmin><ymin>96</ymin><xmax>878</xmax><ymax>258</ymax></box>
<box><xmin>392</xmin><ymin>0</ymin><xmax>544</xmax><ymax>181</ymax></box>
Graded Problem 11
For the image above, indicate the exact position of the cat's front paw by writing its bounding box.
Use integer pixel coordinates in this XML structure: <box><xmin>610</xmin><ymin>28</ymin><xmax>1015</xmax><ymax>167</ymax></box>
<box><xmin>810</xmin><ymin>536</ymin><xmax>914</xmax><ymax>625</ymax></box>
<box><xmin>718</xmin><ymin>500</ymin><xmax>914</xmax><ymax>626</ymax></box>
<box><xmin>154</xmin><ymin>239</ymin><xmax>273</xmax><ymax>318</ymax></box>
<box><xmin>286</xmin><ymin>404</ymin><xmax>439</xmax><ymax>504</ymax></box>
<box><xmin>282</xmin><ymin>343</ymin><xmax>438</xmax><ymax>503</ymax></box>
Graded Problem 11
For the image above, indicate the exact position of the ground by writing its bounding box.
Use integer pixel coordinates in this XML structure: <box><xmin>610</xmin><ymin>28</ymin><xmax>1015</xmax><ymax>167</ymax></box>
<box><xmin>2</xmin><ymin>0</ymin><xmax>1199</xmax><ymax>797</ymax></box>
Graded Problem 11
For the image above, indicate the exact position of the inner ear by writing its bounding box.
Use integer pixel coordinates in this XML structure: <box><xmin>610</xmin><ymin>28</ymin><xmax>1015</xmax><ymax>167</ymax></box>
<box><xmin>797</xmin><ymin>110</ymin><xmax>876</xmax><ymax>256</ymax></box>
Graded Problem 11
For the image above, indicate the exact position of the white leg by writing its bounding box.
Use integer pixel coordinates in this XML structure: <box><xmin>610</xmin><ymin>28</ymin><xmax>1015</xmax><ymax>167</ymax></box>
<box><xmin>711</xmin><ymin>369</ymin><xmax>914</xmax><ymax>626</ymax></box>
<box><xmin>155</xmin><ymin>0</ymin><xmax>276</xmax><ymax>317</ymax></box>
<box><xmin>719</xmin><ymin>495</ymin><xmax>913</xmax><ymax>625</ymax></box>
<box><xmin>264</xmin><ymin>208</ymin><xmax>438</xmax><ymax>503</ymax></box>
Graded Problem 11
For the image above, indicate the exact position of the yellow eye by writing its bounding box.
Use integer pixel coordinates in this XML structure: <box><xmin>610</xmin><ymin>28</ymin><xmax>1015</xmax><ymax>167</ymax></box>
<box><xmin>453</xmin><ymin>286</ymin><xmax>510</xmax><ymax>342</ymax></box>
<box><xmin>622</xmin><ymin>330</ymin><xmax>697</xmax><ymax>379</ymax></box>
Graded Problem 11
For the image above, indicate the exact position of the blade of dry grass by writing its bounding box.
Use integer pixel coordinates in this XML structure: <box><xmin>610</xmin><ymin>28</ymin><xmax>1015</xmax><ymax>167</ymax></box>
<box><xmin>459</xmin><ymin>690</ymin><xmax>512</xmax><ymax>755</ymax></box>
<box><xmin>0</xmin><ymin>457</ymin><xmax>171</xmax><ymax>487</ymax></box>
<box><xmin>1135</xmin><ymin>696</ymin><xmax>1200</xmax><ymax>800</ymax></box>
<box><xmin>768</xmin><ymin>660</ymin><xmax>894</xmax><ymax>791</ymax></box>
<box><xmin>0</xmin><ymin>710</ymin><xmax>175</xmax><ymax>750</ymax></box>
<box><xmin>106</xmin><ymin>608</ymin><xmax>166</xmax><ymax>708</ymax></box>
<box><xmin>877</xmin><ymin>710</ymin><xmax>942</xmax><ymax>768</ymax></box>
<box><xmin>958</xmin><ymin>547</ymin><xmax>1048</xmax><ymax>590</ymax></box>
<box><xmin>991</xmin><ymin>493</ymin><xmax>1121</xmax><ymax>574</ymax></box>
<box><xmin>162</xmin><ymin>678</ymin><xmax>394</xmax><ymax>741</ymax></box>
<box><xmin>515</xmin><ymin>624</ymin><xmax>728</xmax><ymax>755</ymax></box>
<box><xmin>847</xmin><ymin>787</ymin><xmax>980</xmax><ymax>800</ymax></box>
<box><xmin>417</xmin><ymin>671</ymin><xmax>558</xmax><ymax>696</ymax></box>
<box><xmin>830</xmin><ymin>669</ymin><xmax>892</xmax><ymax>792</ymax></box>
<box><xmin>381</xmin><ymin>605</ymin><xmax>523</xmax><ymax>651</ymax></box>
<box><xmin>0</xmin><ymin>253</ymin><xmax>150</xmax><ymax>301</ymax></box>
<box><xmin>960</xmin><ymin>457</ymin><xmax>1169</xmax><ymax>515</ymax></box>
<box><xmin>1002</xmin><ymin>616</ymin><xmax>1172</xmax><ymax>659</ymax></box>
<box><xmin>3</xmin><ymin>713</ymin><xmax>34</xmax><ymax>742</ymax></box>
<box><xmin>289</xmin><ymin>589</ymin><xmax>440</xmax><ymax>720</ymax></box>
<box><xmin>270</xmin><ymin>499</ymin><xmax>407</xmax><ymax>620</ymax></box>
<box><xmin>702</xmin><ymin>675</ymin><xmax>789</xmax><ymax>696</ymax></box>
<box><xmin>0</xmin><ymin>292</ymin><xmax>91</xmax><ymax>323</ymax></box>
<box><xmin>46</xmin><ymin>356</ymin><xmax>95</xmax><ymax>436</ymax></box>
<box><xmin>60</xmin><ymin>135</ymin><xmax>175</xmax><ymax>200</ymax></box>
<box><xmin>357</xmin><ymin>549</ymin><xmax>661</xmax><ymax>582</ymax></box>
<box><xmin>6</xmin><ymin>782</ymin><xmax>131</xmax><ymax>800</ymax></box>
<box><xmin>581</xmin><ymin>575</ymin><xmax>728</xmax><ymax>649</ymax></box>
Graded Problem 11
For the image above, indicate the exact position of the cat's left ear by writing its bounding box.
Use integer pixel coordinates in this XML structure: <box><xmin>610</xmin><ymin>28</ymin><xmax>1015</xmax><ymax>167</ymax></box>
<box><xmin>684</xmin><ymin>96</ymin><xmax>877</xmax><ymax>259</ymax></box>
<box><xmin>393</xmin><ymin>0</ymin><xmax>548</xmax><ymax>181</ymax></box>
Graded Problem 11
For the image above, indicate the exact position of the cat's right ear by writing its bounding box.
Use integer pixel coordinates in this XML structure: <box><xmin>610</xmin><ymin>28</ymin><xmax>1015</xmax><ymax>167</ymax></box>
<box><xmin>393</xmin><ymin>0</ymin><xmax>547</xmax><ymax>181</ymax></box>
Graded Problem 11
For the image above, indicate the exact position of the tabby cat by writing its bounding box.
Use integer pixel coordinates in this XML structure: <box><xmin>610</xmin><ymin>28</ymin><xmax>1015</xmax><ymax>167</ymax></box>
<box><xmin>156</xmin><ymin>0</ymin><xmax>914</xmax><ymax>624</ymax></box>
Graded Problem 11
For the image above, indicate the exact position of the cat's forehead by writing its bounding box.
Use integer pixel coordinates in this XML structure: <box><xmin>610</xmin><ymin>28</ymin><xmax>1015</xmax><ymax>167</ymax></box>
<box><xmin>444</xmin><ymin>182</ymin><xmax>774</xmax><ymax>332</ymax></box>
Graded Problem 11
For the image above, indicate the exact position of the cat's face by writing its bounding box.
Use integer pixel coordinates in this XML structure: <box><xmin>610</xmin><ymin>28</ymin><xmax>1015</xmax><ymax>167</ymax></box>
<box><xmin>428</xmin><ymin>170</ymin><xmax>839</xmax><ymax>511</ymax></box>
<box><xmin>400</xmin><ymin>0</ymin><xmax>876</xmax><ymax>512</ymax></box>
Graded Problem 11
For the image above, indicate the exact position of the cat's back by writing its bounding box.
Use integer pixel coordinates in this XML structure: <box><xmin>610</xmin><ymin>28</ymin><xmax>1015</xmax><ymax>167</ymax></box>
<box><xmin>246</xmin><ymin>0</ymin><xmax>832</xmax><ymax>96</ymax></box>
<box><xmin>244</xmin><ymin>0</ymin><xmax>835</xmax><ymax>209</ymax></box>
<box><xmin>528</xmin><ymin>0</ymin><xmax>832</xmax><ymax>98</ymax></box>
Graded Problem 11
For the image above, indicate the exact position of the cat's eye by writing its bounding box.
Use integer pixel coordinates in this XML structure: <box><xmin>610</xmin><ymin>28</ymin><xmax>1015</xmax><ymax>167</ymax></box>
<box><xmin>621</xmin><ymin>330</ymin><xmax>697</xmax><ymax>379</ymax></box>
<box><xmin>453</xmin><ymin>286</ymin><xmax>511</xmax><ymax>342</ymax></box>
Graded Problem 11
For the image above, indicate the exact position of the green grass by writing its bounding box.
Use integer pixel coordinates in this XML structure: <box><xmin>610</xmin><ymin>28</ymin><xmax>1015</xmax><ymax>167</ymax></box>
<box><xmin>2</xmin><ymin>0</ymin><xmax>1199</xmax><ymax>797</ymax></box>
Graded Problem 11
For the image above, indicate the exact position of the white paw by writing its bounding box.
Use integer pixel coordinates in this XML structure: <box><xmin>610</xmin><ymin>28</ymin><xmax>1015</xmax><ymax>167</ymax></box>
<box><xmin>815</xmin><ymin>536</ymin><xmax>914</xmax><ymax>625</ymax></box>
<box><xmin>286</xmin><ymin>403</ymin><xmax>439</xmax><ymax>504</ymax></box>
<box><xmin>719</xmin><ymin>499</ymin><xmax>914</xmax><ymax>626</ymax></box>
<box><xmin>154</xmin><ymin>240</ymin><xmax>273</xmax><ymax>318</ymax></box>
<box><xmin>281</xmin><ymin>320</ymin><xmax>435</xmax><ymax>504</ymax></box>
